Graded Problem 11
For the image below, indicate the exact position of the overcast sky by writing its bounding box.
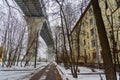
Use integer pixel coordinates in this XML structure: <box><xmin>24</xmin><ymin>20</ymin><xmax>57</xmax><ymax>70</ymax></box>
<box><xmin>46</xmin><ymin>0</ymin><xmax>82</xmax><ymax>26</ymax></box>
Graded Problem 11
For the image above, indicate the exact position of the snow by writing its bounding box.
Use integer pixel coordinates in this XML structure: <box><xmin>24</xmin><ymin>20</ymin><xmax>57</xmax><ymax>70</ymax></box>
<box><xmin>77</xmin><ymin>75</ymin><xmax>105</xmax><ymax>80</ymax></box>
<box><xmin>0</xmin><ymin>62</ymin><xmax>49</xmax><ymax>80</ymax></box>
<box><xmin>39</xmin><ymin>75</ymin><xmax>47</xmax><ymax>80</ymax></box>
<box><xmin>0</xmin><ymin>62</ymin><xmax>120</xmax><ymax>80</ymax></box>
<box><xmin>57</xmin><ymin>64</ymin><xmax>120</xmax><ymax>80</ymax></box>
<box><xmin>78</xmin><ymin>67</ymin><xmax>93</xmax><ymax>73</ymax></box>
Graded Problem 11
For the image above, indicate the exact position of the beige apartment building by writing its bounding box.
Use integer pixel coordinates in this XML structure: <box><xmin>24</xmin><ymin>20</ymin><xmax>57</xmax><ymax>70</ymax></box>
<box><xmin>0</xmin><ymin>47</ymin><xmax>4</xmax><ymax>62</ymax></box>
<box><xmin>72</xmin><ymin>0</ymin><xmax>120</xmax><ymax>64</ymax></box>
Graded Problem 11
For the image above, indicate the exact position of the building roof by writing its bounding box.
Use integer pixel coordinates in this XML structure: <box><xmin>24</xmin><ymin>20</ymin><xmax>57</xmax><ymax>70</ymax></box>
<box><xmin>71</xmin><ymin>0</ymin><xmax>94</xmax><ymax>34</ymax></box>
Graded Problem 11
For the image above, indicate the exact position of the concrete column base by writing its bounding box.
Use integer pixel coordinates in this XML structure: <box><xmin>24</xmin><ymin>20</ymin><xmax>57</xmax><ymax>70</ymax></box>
<box><xmin>25</xmin><ymin>17</ymin><xmax>46</xmax><ymax>61</ymax></box>
<box><xmin>47</xmin><ymin>46</ymin><xmax>55</xmax><ymax>61</ymax></box>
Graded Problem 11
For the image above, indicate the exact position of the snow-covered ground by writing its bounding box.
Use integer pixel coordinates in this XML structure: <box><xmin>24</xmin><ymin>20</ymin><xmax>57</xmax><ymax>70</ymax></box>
<box><xmin>57</xmin><ymin>64</ymin><xmax>120</xmax><ymax>80</ymax></box>
<box><xmin>0</xmin><ymin>62</ymin><xmax>49</xmax><ymax>80</ymax></box>
<box><xmin>0</xmin><ymin>62</ymin><xmax>120</xmax><ymax>80</ymax></box>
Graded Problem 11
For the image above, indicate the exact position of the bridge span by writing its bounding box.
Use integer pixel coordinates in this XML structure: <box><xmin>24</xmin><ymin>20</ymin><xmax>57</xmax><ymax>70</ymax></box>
<box><xmin>14</xmin><ymin>0</ymin><xmax>54</xmax><ymax>61</ymax></box>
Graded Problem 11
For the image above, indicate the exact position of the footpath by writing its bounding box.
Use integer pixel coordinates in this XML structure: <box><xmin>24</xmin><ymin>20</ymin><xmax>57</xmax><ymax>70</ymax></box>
<box><xmin>29</xmin><ymin>62</ymin><xmax>63</xmax><ymax>80</ymax></box>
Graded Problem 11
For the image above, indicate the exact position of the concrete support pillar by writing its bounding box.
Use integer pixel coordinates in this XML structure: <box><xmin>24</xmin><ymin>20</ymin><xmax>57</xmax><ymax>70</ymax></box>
<box><xmin>25</xmin><ymin>17</ymin><xmax>46</xmax><ymax>62</ymax></box>
<box><xmin>47</xmin><ymin>46</ymin><xmax>55</xmax><ymax>61</ymax></box>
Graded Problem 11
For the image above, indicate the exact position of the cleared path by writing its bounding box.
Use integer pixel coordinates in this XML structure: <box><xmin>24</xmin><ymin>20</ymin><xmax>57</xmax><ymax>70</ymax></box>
<box><xmin>30</xmin><ymin>62</ymin><xmax>62</xmax><ymax>80</ymax></box>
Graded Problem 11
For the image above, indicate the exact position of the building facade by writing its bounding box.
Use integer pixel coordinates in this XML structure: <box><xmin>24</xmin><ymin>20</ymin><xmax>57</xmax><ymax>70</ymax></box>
<box><xmin>0</xmin><ymin>47</ymin><xmax>4</xmax><ymax>62</ymax></box>
<box><xmin>72</xmin><ymin>0</ymin><xmax>120</xmax><ymax>65</ymax></box>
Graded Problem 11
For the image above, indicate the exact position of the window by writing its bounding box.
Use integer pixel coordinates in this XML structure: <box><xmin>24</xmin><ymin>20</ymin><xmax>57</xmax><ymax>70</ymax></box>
<box><xmin>90</xmin><ymin>28</ymin><xmax>94</xmax><ymax>36</ymax></box>
<box><xmin>87</xmin><ymin>32</ymin><xmax>89</xmax><ymax>38</ymax></box>
<box><xmin>84</xmin><ymin>49</ymin><xmax>86</xmax><ymax>54</ymax></box>
<box><xmin>82</xmin><ymin>22</ymin><xmax>85</xmax><ymax>27</ymax></box>
<box><xmin>90</xmin><ymin>18</ymin><xmax>94</xmax><ymax>25</ymax></box>
<box><xmin>91</xmin><ymin>39</ymin><xmax>96</xmax><ymax>47</ymax></box>
<box><xmin>88</xmin><ymin>42</ymin><xmax>90</xmax><ymax>49</ymax></box>
<box><xmin>93</xmin><ymin>52</ymin><xmax>96</xmax><ymax>59</ymax></box>
<box><xmin>83</xmin><ymin>40</ymin><xmax>86</xmax><ymax>45</ymax></box>
<box><xmin>89</xmin><ymin>8</ymin><xmax>93</xmax><ymax>14</ymax></box>
<box><xmin>81</xmin><ymin>30</ymin><xmax>85</xmax><ymax>35</ymax></box>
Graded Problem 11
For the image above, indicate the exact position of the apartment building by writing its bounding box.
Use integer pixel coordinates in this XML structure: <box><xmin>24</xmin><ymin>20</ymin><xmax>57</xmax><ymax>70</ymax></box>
<box><xmin>0</xmin><ymin>47</ymin><xmax>4</xmax><ymax>62</ymax></box>
<box><xmin>72</xmin><ymin>0</ymin><xmax>120</xmax><ymax>64</ymax></box>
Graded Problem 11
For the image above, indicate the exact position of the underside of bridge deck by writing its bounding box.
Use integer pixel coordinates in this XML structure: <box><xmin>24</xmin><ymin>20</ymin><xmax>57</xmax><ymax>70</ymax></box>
<box><xmin>14</xmin><ymin>0</ymin><xmax>54</xmax><ymax>62</ymax></box>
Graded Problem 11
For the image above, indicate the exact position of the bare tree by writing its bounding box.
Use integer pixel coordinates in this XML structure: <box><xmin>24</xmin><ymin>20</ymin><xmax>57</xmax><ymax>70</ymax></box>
<box><xmin>104</xmin><ymin>0</ymin><xmax>120</xmax><ymax>73</ymax></box>
<box><xmin>92</xmin><ymin>0</ymin><xmax>117</xmax><ymax>80</ymax></box>
<box><xmin>0</xmin><ymin>0</ymin><xmax>27</xmax><ymax>67</ymax></box>
<box><xmin>52</xmin><ymin>0</ymin><xmax>87</xmax><ymax>78</ymax></box>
